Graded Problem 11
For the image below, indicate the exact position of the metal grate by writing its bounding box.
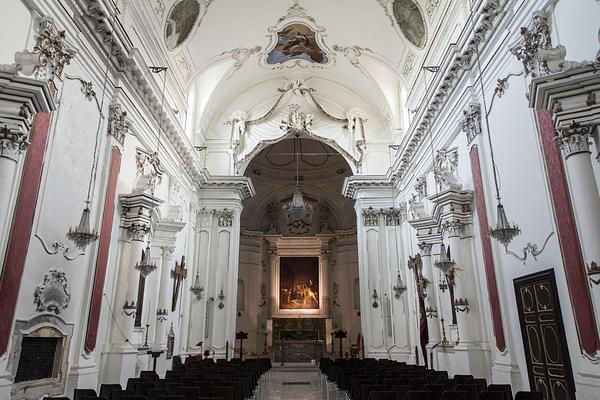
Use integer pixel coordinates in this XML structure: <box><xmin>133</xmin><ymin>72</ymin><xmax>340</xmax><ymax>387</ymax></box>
<box><xmin>15</xmin><ymin>337</ymin><xmax>59</xmax><ymax>383</ymax></box>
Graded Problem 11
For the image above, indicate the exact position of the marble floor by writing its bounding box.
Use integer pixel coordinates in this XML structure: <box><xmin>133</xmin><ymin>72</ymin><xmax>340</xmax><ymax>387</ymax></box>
<box><xmin>255</xmin><ymin>365</ymin><xmax>344</xmax><ymax>400</ymax></box>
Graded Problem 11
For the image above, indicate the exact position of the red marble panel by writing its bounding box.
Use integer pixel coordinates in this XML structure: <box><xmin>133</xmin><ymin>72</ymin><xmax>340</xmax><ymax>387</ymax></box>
<box><xmin>536</xmin><ymin>109</ymin><xmax>599</xmax><ymax>356</ymax></box>
<box><xmin>469</xmin><ymin>145</ymin><xmax>507</xmax><ymax>352</ymax></box>
<box><xmin>84</xmin><ymin>146</ymin><xmax>121</xmax><ymax>353</ymax></box>
<box><xmin>0</xmin><ymin>112</ymin><xmax>52</xmax><ymax>355</ymax></box>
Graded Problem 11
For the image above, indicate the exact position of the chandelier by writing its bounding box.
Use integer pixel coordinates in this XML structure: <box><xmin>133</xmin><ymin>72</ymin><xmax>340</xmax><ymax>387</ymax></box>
<box><xmin>286</xmin><ymin>136</ymin><xmax>310</xmax><ymax>223</ymax></box>
<box><xmin>135</xmin><ymin>243</ymin><xmax>157</xmax><ymax>278</ymax></box>
<box><xmin>67</xmin><ymin>206</ymin><xmax>98</xmax><ymax>250</ymax></box>
<box><xmin>190</xmin><ymin>272</ymin><xmax>204</xmax><ymax>300</ymax></box>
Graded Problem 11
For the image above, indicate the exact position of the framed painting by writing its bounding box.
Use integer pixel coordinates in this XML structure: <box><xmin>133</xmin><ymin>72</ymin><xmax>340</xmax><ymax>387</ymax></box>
<box><xmin>279</xmin><ymin>257</ymin><xmax>320</xmax><ymax>310</ymax></box>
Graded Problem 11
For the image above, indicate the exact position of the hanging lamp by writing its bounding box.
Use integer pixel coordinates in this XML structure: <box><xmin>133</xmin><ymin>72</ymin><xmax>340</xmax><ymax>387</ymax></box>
<box><xmin>286</xmin><ymin>135</ymin><xmax>310</xmax><ymax>222</ymax></box>
<box><xmin>472</xmin><ymin>29</ymin><xmax>520</xmax><ymax>247</ymax></box>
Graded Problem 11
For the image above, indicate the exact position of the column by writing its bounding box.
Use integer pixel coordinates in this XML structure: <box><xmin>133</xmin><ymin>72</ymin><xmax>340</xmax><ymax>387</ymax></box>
<box><xmin>445</xmin><ymin>220</ymin><xmax>474</xmax><ymax>345</ymax></box>
<box><xmin>557</xmin><ymin>122</ymin><xmax>600</xmax><ymax>327</ymax></box>
<box><xmin>155</xmin><ymin>246</ymin><xmax>175</xmax><ymax>347</ymax></box>
<box><xmin>321</xmin><ymin>248</ymin><xmax>331</xmax><ymax>317</ymax></box>
<box><xmin>419</xmin><ymin>242</ymin><xmax>440</xmax><ymax>346</ymax></box>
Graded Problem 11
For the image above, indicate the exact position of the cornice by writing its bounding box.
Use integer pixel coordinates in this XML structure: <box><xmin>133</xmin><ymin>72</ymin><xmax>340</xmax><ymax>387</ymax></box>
<box><xmin>202</xmin><ymin>175</ymin><xmax>256</xmax><ymax>201</ymax></box>
<box><xmin>77</xmin><ymin>0</ymin><xmax>205</xmax><ymax>185</ymax></box>
<box><xmin>342</xmin><ymin>175</ymin><xmax>394</xmax><ymax>199</ymax></box>
<box><xmin>389</xmin><ymin>0</ymin><xmax>502</xmax><ymax>183</ymax></box>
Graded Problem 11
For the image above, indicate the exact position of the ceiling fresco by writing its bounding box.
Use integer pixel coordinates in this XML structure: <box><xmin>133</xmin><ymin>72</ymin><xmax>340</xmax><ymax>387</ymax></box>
<box><xmin>266</xmin><ymin>23</ymin><xmax>329</xmax><ymax>65</ymax></box>
<box><xmin>164</xmin><ymin>0</ymin><xmax>201</xmax><ymax>50</ymax></box>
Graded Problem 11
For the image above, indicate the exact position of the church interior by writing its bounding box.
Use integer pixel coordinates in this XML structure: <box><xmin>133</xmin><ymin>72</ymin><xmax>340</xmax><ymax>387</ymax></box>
<box><xmin>0</xmin><ymin>0</ymin><xmax>599</xmax><ymax>399</ymax></box>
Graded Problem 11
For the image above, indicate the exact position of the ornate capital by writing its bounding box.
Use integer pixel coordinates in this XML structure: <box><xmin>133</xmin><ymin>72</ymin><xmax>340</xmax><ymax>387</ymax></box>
<box><xmin>461</xmin><ymin>104</ymin><xmax>482</xmax><ymax>144</ymax></box>
<box><xmin>418</xmin><ymin>242</ymin><xmax>433</xmax><ymax>256</ymax></box>
<box><xmin>382</xmin><ymin>205</ymin><xmax>407</xmax><ymax>226</ymax></box>
<box><xmin>362</xmin><ymin>207</ymin><xmax>381</xmax><ymax>226</ymax></box>
<box><xmin>556</xmin><ymin>122</ymin><xmax>593</xmax><ymax>158</ymax></box>
<box><xmin>161</xmin><ymin>246</ymin><xmax>175</xmax><ymax>260</ymax></box>
<box><xmin>215</xmin><ymin>208</ymin><xmax>234</xmax><ymax>227</ymax></box>
<box><xmin>0</xmin><ymin>104</ymin><xmax>33</xmax><ymax>161</ymax></box>
<box><xmin>443</xmin><ymin>220</ymin><xmax>465</xmax><ymax>238</ymax></box>
<box><xmin>108</xmin><ymin>104</ymin><xmax>129</xmax><ymax>145</ymax></box>
<box><xmin>15</xmin><ymin>17</ymin><xmax>76</xmax><ymax>82</ymax></box>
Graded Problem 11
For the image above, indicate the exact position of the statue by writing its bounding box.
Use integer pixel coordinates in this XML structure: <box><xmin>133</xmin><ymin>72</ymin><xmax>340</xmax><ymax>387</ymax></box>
<box><xmin>346</xmin><ymin>108</ymin><xmax>367</xmax><ymax>154</ymax></box>
<box><xmin>229</xmin><ymin>111</ymin><xmax>248</xmax><ymax>153</ymax></box>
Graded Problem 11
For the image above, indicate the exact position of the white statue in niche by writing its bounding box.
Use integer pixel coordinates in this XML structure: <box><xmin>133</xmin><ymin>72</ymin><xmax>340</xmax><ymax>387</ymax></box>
<box><xmin>229</xmin><ymin>111</ymin><xmax>248</xmax><ymax>153</ymax></box>
<box><xmin>433</xmin><ymin>148</ymin><xmax>462</xmax><ymax>191</ymax></box>
<box><xmin>346</xmin><ymin>107</ymin><xmax>367</xmax><ymax>154</ymax></box>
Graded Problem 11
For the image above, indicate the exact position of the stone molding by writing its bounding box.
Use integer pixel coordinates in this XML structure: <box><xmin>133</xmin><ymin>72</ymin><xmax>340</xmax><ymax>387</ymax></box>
<box><xmin>120</xmin><ymin>192</ymin><xmax>164</xmax><ymax>241</ymax></box>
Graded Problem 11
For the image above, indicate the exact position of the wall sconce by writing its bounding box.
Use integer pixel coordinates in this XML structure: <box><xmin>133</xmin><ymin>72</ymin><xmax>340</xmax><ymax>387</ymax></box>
<box><xmin>123</xmin><ymin>301</ymin><xmax>137</xmax><ymax>318</ymax></box>
<box><xmin>587</xmin><ymin>261</ymin><xmax>600</xmax><ymax>286</ymax></box>
<box><xmin>371</xmin><ymin>289</ymin><xmax>379</xmax><ymax>308</ymax></box>
<box><xmin>156</xmin><ymin>308</ymin><xmax>168</xmax><ymax>322</ymax></box>
<box><xmin>425</xmin><ymin>306</ymin><xmax>438</xmax><ymax>319</ymax></box>
<box><xmin>217</xmin><ymin>289</ymin><xmax>225</xmax><ymax>309</ymax></box>
<box><xmin>454</xmin><ymin>298</ymin><xmax>470</xmax><ymax>314</ymax></box>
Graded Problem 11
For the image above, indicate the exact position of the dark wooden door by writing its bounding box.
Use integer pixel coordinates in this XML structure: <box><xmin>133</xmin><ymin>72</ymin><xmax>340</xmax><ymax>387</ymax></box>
<box><xmin>514</xmin><ymin>269</ymin><xmax>576</xmax><ymax>400</ymax></box>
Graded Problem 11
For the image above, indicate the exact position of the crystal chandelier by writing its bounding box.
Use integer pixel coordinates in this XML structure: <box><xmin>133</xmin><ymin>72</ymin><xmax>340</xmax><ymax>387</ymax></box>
<box><xmin>135</xmin><ymin>243</ymin><xmax>157</xmax><ymax>278</ymax></box>
<box><xmin>67</xmin><ymin>206</ymin><xmax>98</xmax><ymax>250</ymax></box>
<box><xmin>286</xmin><ymin>137</ymin><xmax>310</xmax><ymax>222</ymax></box>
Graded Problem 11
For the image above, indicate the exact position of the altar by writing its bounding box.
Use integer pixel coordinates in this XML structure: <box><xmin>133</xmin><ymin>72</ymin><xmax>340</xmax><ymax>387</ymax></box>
<box><xmin>274</xmin><ymin>340</ymin><xmax>324</xmax><ymax>362</ymax></box>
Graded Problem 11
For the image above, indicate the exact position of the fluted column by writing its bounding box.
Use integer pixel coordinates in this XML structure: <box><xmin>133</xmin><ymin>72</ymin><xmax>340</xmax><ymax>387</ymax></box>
<box><xmin>321</xmin><ymin>248</ymin><xmax>331</xmax><ymax>317</ymax></box>
<box><xmin>419</xmin><ymin>242</ymin><xmax>440</xmax><ymax>346</ymax></box>
<box><xmin>557</xmin><ymin>122</ymin><xmax>600</xmax><ymax>323</ymax></box>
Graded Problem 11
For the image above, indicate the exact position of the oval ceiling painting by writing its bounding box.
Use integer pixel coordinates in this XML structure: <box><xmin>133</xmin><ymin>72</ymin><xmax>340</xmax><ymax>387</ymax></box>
<box><xmin>165</xmin><ymin>0</ymin><xmax>201</xmax><ymax>51</ymax></box>
<box><xmin>266</xmin><ymin>23</ymin><xmax>329</xmax><ymax>65</ymax></box>
<box><xmin>392</xmin><ymin>0</ymin><xmax>427</xmax><ymax>48</ymax></box>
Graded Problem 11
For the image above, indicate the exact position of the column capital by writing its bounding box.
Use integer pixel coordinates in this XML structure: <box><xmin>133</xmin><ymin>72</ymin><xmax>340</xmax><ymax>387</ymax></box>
<box><xmin>108</xmin><ymin>103</ymin><xmax>129</xmax><ymax>145</ymax></box>
<box><xmin>443</xmin><ymin>219</ymin><xmax>465</xmax><ymax>238</ymax></box>
<box><xmin>418</xmin><ymin>242</ymin><xmax>433</xmax><ymax>256</ymax></box>
<box><xmin>362</xmin><ymin>206</ymin><xmax>381</xmax><ymax>226</ymax></box>
<box><xmin>557</xmin><ymin>121</ymin><xmax>594</xmax><ymax>158</ymax></box>
<box><xmin>161</xmin><ymin>246</ymin><xmax>175</xmax><ymax>260</ymax></box>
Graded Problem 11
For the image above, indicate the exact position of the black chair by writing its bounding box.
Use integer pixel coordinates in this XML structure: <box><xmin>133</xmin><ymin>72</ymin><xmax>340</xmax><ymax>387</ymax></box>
<box><xmin>147</xmin><ymin>388</ymin><xmax>168</xmax><ymax>400</ymax></box>
<box><xmin>158</xmin><ymin>397</ymin><xmax>187</xmax><ymax>400</ymax></box>
<box><xmin>135</xmin><ymin>382</ymin><xmax>156</xmax><ymax>396</ymax></box>
<box><xmin>467</xmin><ymin>378</ymin><xmax>487</xmax><ymax>394</ymax></box>
<box><xmin>487</xmin><ymin>384</ymin><xmax>513</xmax><ymax>400</ymax></box>
<box><xmin>120</xmin><ymin>397</ymin><xmax>147</xmax><ymax>400</ymax></box>
<box><xmin>126</xmin><ymin>378</ymin><xmax>143</xmax><ymax>392</ymax></box>
<box><xmin>177</xmin><ymin>387</ymin><xmax>202</xmax><ymax>400</ymax></box>
<box><xmin>406</xmin><ymin>390</ymin><xmax>433</xmax><ymax>400</ymax></box>
<box><xmin>515</xmin><ymin>392</ymin><xmax>543</xmax><ymax>400</ymax></box>
<box><xmin>392</xmin><ymin>384</ymin><xmax>413</xmax><ymax>400</ymax></box>
<box><xmin>100</xmin><ymin>384</ymin><xmax>122</xmax><ymax>399</ymax></box>
<box><xmin>424</xmin><ymin>383</ymin><xmax>446</xmax><ymax>400</ymax></box>
<box><xmin>369</xmin><ymin>391</ymin><xmax>397</xmax><ymax>400</ymax></box>
<box><xmin>43</xmin><ymin>398</ymin><xmax>70</xmax><ymax>400</ymax></box>
<box><xmin>478</xmin><ymin>392</ymin><xmax>507</xmax><ymax>400</ymax></box>
<box><xmin>359</xmin><ymin>384</ymin><xmax>384</xmax><ymax>400</ymax></box>
<box><xmin>81</xmin><ymin>397</ymin><xmax>108</xmax><ymax>400</ymax></box>
<box><xmin>455</xmin><ymin>384</ymin><xmax>479</xmax><ymax>400</ymax></box>
<box><xmin>441</xmin><ymin>391</ymin><xmax>470</xmax><ymax>400</ymax></box>
<box><xmin>74</xmin><ymin>389</ymin><xmax>98</xmax><ymax>400</ymax></box>
<box><xmin>454</xmin><ymin>376</ymin><xmax>474</xmax><ymax>385</ymax></box>
<box><xmin>212</xmin><ymin>386</ymin><xmax>234</xmax><ymax>400</ymax></box>
<box><xmin>111</xmin><ymin>390</ymin><xmax>134</xmax><ymax>400</ymax></box>
<box><xmin>141</xmin><ymin>371</ymin><xmax>159</xmax><ymax>382</ymax></box>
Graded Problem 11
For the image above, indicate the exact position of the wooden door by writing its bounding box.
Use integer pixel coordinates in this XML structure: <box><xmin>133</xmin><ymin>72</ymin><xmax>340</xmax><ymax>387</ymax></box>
<box><xmin>514</xmin><ymin>269</ymin><xmax>576</xmax><ymax>399</ymax></box>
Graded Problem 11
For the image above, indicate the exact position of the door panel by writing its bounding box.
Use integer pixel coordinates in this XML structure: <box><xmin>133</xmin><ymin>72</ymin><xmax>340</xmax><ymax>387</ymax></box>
<box><xmin>514</xmin><ymin>269</ymin><xmax>576</xmax><ymax>400</ymax></box>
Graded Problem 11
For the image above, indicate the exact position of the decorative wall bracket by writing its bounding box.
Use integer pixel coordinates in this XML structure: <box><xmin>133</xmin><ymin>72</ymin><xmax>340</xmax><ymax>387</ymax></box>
<box><xmin>454</xmin><ymin>298</ymin><xmax>470</xmax><ymax>314</ymax></box>
<box><xmin>505</xmin><ymin>232</ymin><xmax>555</xmax><ymax>265</ymax></box>
<box><xmin>588</xmin><ymin>262</ymin><xmax>600</xmax><ymax>286</ymax></box>
<box><xmin>64</xmin><ymin>74</ymin><xmax>101</xmax><ymax>111</ymax></box>
<box><xmin>35</xmin><ymin>234</ymin><xmax>85</xmax><ymax>261</ymax></box>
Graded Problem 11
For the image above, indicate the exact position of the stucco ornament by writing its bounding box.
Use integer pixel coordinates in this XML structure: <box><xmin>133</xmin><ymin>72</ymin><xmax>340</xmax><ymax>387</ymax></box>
<box><xmin>434</xmin><ymin>148</ymin><xmax>462</xmax><ymax>190</ymax></box>
<box><xmin>34</xmin><ymin>270</ymin><xmax>71</xmax><ymax>315</ymax></box>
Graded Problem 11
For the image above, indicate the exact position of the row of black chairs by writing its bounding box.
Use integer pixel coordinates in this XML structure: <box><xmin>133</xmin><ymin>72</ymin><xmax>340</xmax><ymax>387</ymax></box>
<box><xmin>320</xmin><ymin>358</ymin><xmax>542</xmax><ymax>400</ymax></box>
<box><xmin>44</xmin><ymin>357</ymin><xmax>271</xmax><ymax>400</ymax></box>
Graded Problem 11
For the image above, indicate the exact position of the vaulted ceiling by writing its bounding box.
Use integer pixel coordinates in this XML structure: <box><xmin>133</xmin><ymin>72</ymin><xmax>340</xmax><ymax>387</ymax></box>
<box><xmin>131</xmin><ymin>0</ymin><xmax>468</xmax><ymax>143</ymax></box>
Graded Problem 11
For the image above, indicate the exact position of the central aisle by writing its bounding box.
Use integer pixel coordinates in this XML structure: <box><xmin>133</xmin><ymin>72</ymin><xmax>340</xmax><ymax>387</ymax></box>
<box><xmin>257</xmin><ymin>364</ymin><xmax>342</xmax><ymax>400</ymax></box>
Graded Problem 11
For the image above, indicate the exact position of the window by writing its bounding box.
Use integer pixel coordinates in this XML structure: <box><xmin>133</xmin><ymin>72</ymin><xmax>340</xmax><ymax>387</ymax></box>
<box><xmin>15</xmin><ymin>337</ymin><xmax>60</xmax><ymax>383</ymax></box>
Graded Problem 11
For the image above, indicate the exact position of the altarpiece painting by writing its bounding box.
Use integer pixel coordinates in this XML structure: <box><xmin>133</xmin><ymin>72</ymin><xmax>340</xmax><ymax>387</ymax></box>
<box><xmin>279</xmin><ymin>257</ymin><xmax>319</xmax><ymax>310</ymax></box>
